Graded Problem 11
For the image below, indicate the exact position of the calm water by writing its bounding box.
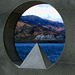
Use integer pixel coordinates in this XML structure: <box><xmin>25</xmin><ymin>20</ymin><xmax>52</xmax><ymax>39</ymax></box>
<box><xmin>15</xmin><ymin>43</ymin><xmax>65</xmax><ymax>64</ymax></box>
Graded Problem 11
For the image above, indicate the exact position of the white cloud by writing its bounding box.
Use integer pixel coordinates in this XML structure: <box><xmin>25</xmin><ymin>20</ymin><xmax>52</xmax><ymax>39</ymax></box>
<box><xmin>22</xmin><ymin>4</ymin><xmax>63</xmax><ymax>23</ymax></box>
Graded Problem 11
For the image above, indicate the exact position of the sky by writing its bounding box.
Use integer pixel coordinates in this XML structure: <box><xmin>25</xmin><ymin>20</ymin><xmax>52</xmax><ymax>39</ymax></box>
<box><xmin>22</xmin><ymin>4</ymin><xmax>63</xmax><ymax>23</ymax></box>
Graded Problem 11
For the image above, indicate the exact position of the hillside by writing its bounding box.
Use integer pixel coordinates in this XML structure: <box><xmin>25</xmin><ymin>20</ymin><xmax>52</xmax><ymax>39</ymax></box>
<box><xmin>19</xmin><ymin>15</ymin><xmax>65</xmax><ymax>34</ymax></box>
<box><xmin>14</xmin><ymin>15</ymin><xmax>65</xmax><ymax>43</ymax></box>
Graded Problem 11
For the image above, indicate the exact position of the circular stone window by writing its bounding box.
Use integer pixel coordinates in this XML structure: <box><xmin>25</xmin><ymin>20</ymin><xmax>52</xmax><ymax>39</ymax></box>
<box><xmin>4</xmin><ymin>1</ymin><xmax>65</xmax><ymax>69</ymax></box>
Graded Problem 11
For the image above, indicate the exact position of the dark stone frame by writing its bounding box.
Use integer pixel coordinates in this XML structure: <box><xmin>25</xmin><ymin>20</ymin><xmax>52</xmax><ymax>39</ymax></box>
<box><xmin>3</xmin><ymin>1</ymin><xmax>48</xmax><ymax>66</ymax></box>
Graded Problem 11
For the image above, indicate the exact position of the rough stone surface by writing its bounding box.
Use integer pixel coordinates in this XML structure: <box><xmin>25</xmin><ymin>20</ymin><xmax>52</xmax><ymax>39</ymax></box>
<box><xmin>0</xmin><ymin>0</ymin><xmax>75</xmax><ymax>75</ymax></box>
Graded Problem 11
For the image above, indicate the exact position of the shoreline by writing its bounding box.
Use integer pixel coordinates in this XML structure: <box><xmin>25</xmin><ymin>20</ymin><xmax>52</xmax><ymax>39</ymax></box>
<box><xmin>15</xmin><ymin>40</ymin><xmax>65</xmax><ymax>43</ymax></box>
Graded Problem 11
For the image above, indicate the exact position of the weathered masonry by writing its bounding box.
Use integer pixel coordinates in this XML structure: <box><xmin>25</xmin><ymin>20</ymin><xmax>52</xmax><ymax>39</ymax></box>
<box><xmin>0</xmin><ymin>0</ymin><xmax>75</xmax><ymax>75</ymax></box>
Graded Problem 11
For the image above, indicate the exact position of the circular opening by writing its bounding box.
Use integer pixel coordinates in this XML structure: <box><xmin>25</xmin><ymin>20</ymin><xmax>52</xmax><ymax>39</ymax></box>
<box><xmin>4</xmin><ymin>1</ymin><xmax>66</xmax><ymax>69</ymax></box>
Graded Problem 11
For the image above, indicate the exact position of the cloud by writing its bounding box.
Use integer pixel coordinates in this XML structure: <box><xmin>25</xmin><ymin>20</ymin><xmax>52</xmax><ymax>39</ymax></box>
<box><xmin>22</xmin><ymin>4</ymin><xmax>63</xmax><ymax>23</ymax></box>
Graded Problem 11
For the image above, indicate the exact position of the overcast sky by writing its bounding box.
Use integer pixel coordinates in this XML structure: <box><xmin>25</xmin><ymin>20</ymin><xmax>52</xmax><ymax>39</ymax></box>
<box><xmin>22</xmin><ymin>4</ymin><xmax>63</xmax><ymax>23</ymax></box>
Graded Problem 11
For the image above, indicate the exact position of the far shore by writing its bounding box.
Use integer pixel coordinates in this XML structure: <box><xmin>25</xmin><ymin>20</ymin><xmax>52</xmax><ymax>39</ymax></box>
<box><xmin>15</xmin><ymin>40</ymin><xmax>65</xmax><ymax>43</ymax></box>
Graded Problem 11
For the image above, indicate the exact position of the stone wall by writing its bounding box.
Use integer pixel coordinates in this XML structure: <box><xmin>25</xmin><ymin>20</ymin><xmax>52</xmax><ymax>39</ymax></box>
<box><xmin>0</xmin><ymin>0</ymin><xmax>75</xmax><ymax>75</ymax></box>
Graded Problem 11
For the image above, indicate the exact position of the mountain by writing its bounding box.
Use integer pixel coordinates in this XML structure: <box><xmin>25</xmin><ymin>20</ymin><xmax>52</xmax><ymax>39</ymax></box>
<box><xmin>19</xmin><ymin>15</ymin><xmax>65</xmax><ymax>34</ymax></box>
<box><xmin>14</xmin><ymin>15</ymin><xmax>65</xmax><ymax>43</ymax></box>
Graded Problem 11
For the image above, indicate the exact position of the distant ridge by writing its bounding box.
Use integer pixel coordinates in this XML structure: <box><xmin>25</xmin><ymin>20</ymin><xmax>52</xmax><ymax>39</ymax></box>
<box><xmin>14</xmin><ymin>15</ymin><xmax>65</xmax><ymax>42</ymax></box>
<box><xmin>19</xmin><ymin>15</ymin><xmax>65</xmax><ymax>33</ymax></box>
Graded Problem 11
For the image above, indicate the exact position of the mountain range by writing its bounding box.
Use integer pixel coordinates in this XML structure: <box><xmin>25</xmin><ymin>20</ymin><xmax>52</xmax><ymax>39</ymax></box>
<box><xmin>14</xmin><ymin>15</ymin><xmax>65</xmax><ymax>42</ymax></box>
